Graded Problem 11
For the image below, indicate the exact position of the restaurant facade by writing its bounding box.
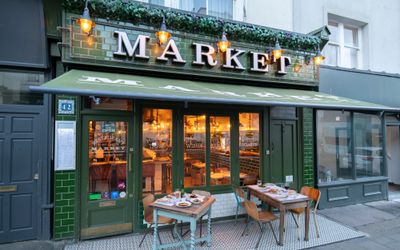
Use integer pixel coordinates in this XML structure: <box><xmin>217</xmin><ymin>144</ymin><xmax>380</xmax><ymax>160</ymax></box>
<box><xmin>24</xmin><ymin>0</ymin><xmax>398</xmax><ymax>241</ymax></box>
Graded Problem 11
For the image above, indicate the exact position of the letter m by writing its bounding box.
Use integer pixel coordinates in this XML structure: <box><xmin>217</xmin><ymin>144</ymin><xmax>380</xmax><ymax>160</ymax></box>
<box><xmin>113</xmin><ymin>31</ymin><xmax>149</xmax><ymax>59</ymax></box>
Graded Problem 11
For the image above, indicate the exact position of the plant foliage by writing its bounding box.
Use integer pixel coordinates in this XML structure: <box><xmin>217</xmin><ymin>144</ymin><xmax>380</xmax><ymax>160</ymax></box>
<box><xmin>64</xmin><ymin>0</ymin><xmax>322</xmax><ymax>51</ymax></box>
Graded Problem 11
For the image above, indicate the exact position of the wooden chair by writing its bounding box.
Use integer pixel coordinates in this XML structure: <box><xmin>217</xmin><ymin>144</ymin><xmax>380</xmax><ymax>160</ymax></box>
<box><xmin>289</xmin><ymin>186</ymin><xmax>321</xmax><ymax>240</ymax></box>
<box><xmin>233</xmin><ymin>185</ymin><xmax>246</xmax><ymax>224</ymax></box>
<box><xmin>241</xmin><ymin>200</ymin><xmax>278</xmax><ymax>248</ymax></box>
<box><xmin>142</xmin><ymin>161</ymin><xmax>155</xmax><ymax>193</ymax></box>
<box><xmin>139</xmin><ymin>194</ymin><xmax>175</xmax><ymax>247</ymax></box>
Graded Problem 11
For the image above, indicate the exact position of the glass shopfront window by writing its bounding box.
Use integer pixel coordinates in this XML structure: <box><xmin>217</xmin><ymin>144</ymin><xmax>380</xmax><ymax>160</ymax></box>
<box><xmin>317</xmin><ymin>110</ymin><xmax>352</xmax><ymax>183</ymax></box>
<box><xmin>142</xmin><ymin>108</ymin><xmax>172</xmax><ymax>194</ymax></box>
<box><xmin>210</xmin><ymin>116</ymin><xmax>231</xmax><ymax>185</ymax></box>
<box><xmin>239</xmin><ymin>113</ymin><xmax>260</xmax><ymax>186</ymax></box>
<box><xmin>0</xmin><ymin>70</ymin><xmax>44</xmax><ymax>105</ymax></box>
<box><xmin>354</xmin><ymin>113</ymin><xmax>383</xmax><ymax>177</ymax></box>
<box><xmin>88</xmin><ymin>121</ymin><xmax>128</xmax><ymax>200</ymax></box>
<box><xmin>184</xmin><ymin>115</ymin><xmax>206</xmax><ymax>187</ymax></box>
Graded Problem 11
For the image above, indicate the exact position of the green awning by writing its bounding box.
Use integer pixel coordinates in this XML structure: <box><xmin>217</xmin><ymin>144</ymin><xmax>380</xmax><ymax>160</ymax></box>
<box><xmin>31</xmin><ymin>69</ymin><xmax>398</xmax><ymax>111</ymax></box>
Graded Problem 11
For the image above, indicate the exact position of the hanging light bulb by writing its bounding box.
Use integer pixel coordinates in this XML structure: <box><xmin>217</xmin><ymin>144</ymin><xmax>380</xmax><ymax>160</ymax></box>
<box><xmin>155</xmin><ymin>16</ymin><xmax>171</xmax><ymax>45</ymax></box>
<box><xmin>292</xmin><ymin>57</ymin><xmax>303</xmax><ymax>73</ymax></box>
<box><xmin>313</xmin><ymin>49</ymin><xmax>326</xmax><ymax>65</ymax></box>
<box><xmin>217</xmin><ymin>31</ymin><xmax>231</xmax><ymax>53</ymax></box>
<box><xmin>76</xmin><ymin>0</ymin><xmax>95</xmax><ymax>35</ymax></box>
<box><xmin>272</xmin><ymin>40</ymin><xmax>284</xmax><ymax>60</ymax></box>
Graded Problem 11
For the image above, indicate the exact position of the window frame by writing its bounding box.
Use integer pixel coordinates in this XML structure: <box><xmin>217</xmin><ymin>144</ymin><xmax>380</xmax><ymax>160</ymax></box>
<box><xmin>325</xmin><ymin>20</ymin><xmax>363</xmax><ymax>69</ymax></box>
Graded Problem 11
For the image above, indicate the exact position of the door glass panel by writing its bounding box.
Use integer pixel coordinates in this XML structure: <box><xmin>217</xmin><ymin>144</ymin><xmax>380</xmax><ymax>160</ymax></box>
<box><xmin>210</xmin><ymin>116</ymin><xmax>231</xmax><ymax>185</ymax></box>
<box><xmin>142</xmin><ymin>108</ymin><xmax>172</xmax><ymax>194</ymax></box>
<box><xmin>317</xmin><ymin>110</ymin><xmax>352</xmax><ymax>183</ymax></box>
<box><xmin>354</xmin><ymin>113</ymin><xmax>383</xmax><ymax>177</ymax></box>
<box><xmin>88</xmin><ymin>121</ymin><xmax>128</xmax><ymax>200</ymax></box>
<box><xmin>184</xmin><ymin>115</ymin><xmax>206</xmax><ymax>187</ymax></box>
<box><xmin>239</xmin><ymin>113</ymin><xmax>260</xmax><ymax>186</ymax></box>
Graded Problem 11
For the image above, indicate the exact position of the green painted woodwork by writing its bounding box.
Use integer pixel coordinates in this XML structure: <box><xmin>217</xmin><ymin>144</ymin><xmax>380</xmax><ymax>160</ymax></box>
<box><xmin>80</xmin><ymin>114</ymin><xmax>134</xmax><ymax>239</ymax></box>
<box><xmin>62</xmin><ymin>12</ymin><xmax>319</xmax><ymax>87</ymax></box>
<box><xmin>302</xmin><ymin>108</ymin><xmax>314</xmax><ymax>187</ymax></box>
<box><xmin>32</xmin><ymin>70</ymin><xmax>396</xmax><ymax>111</ymax></box>
<box><xmin>63</xmin><ymin>0</ymin><xmax>323</xmax><ymax>51</ymax></box>
<box><xmin>270</xmin><ymin>120</ymin><xmax>298</xmax><ymax>188</ymax></box>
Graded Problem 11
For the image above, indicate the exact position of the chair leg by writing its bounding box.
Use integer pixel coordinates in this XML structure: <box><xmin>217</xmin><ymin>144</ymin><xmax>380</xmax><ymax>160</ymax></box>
<box><xmin>241</xmin><ymin>219</ymin><xmax>250</xmax><ymax>236</ymax></box>
<box><xmin>200</xmin><ymin>217</ymin><xmax>203</xmax><ymax>237</ymax></box>
<box><xmin>297</xmin><ymin>214</ymin><xmax>301</xmax><ymax>240</ymax></box>
<box><xmin>268</xmin><ymin>222</ymin><xmax>278</xmax><ymax>244</ymax></box>
<box><xmin>139</xmin><ymin>223</ymin><xmax>152</xmax><ymax>247</ymax></box>
<box><xmin>291</xmin><ymin>212</ymin><xmax>299</xmax><ymax>228</ymax></box>
<box><xmin>313</xmin><ymin>212</ymin><xmax>320</xmax><ymax>238</ymax></box>
<box><xmin>255</xmin><ymin>222</ymin><xmax>264</xmax><ymax>249</ymax></box>
<box><xmin>235</xmin><ymin>204</ymin><xmax>239</xmax><ymax>224</ymax></box>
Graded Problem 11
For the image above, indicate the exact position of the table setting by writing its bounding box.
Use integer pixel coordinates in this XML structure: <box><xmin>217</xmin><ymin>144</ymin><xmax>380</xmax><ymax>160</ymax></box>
<box><xmin>154</xmin><ymin>191</ymin><xmax>206</xmax><ymax>208</ymax></box>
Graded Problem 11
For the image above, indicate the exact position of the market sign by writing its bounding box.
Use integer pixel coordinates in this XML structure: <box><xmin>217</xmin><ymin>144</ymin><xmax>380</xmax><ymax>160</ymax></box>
<box><xmin>63</xmin><ymin>14</ymin><xmax>318</xmax><ymax>87</ymax></box>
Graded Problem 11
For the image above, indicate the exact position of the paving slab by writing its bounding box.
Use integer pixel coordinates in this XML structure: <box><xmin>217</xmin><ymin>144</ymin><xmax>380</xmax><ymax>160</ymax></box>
<box><xmin>365</xmin><ymin>200</ymin><xmax>400</xmax><ymax>216</ymax></box>
<box><xmin>319</xmin><ymin>204</ymin><xmax>396</xmax><ymax>227</ymax></box>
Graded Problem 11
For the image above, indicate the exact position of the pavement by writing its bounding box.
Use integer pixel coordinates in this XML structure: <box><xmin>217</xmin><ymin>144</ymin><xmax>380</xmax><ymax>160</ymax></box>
<box><xmin>1</xmin><ymin>192</ymin><xmax>400</xmax><ymax>250</ymax></box>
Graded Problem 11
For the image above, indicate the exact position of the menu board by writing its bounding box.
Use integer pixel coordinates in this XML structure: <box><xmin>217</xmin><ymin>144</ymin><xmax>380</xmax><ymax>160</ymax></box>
<box><xmin>55</xmin><ymin>121</ymin><xmax>76</xmax><ymax>171</ymax></box>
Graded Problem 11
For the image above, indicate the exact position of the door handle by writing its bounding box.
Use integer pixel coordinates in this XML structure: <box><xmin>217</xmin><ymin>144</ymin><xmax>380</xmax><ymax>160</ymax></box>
<box><xmin>128</xmin><ymin>147</ymin><xmax>133</xmax><ymax>172</ymax></box>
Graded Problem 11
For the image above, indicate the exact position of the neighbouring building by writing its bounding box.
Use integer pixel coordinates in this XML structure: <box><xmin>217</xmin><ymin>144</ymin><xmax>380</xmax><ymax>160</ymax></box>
<box><xmin>1</xmin><ymin>0</ymin><xmax>399</xmax><ymax>244</ymax></box>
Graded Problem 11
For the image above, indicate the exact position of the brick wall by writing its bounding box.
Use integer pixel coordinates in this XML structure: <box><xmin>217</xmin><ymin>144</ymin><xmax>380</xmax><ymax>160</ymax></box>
<box><xmin>302</xmin><ymin>108</ymin><xmax>314</xmax><ymax>187</ymax></box>
<box><xmin>54</xmin><ymin>171</ymin><xmax>76</xmax><ymax>239</ymax></box>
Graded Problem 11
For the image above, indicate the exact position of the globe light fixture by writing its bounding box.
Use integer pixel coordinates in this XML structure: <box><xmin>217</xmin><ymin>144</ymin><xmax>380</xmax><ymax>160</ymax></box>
<box><xmin>313</xmin><ymin>49</ymin><xmax>326</xmax><ymax>65</ymax></box>
<box><xmin>272</xmin><ymin>40</ymin><xmax>284</xmax><ymax>60</ymax></box>
<box><xmin>76</xmin><ymin>0</ymin><xmax>95</xmax><ymax>35</ymax></box>
<box><xmin>155</xmin><ymin>16</ymin><xmax>171</xmax><ymax>45</ymax></box>
<box><xmin>217</xmin><ymin>31</ymin><xmax>231</xmax><ymax>53</ymax></box>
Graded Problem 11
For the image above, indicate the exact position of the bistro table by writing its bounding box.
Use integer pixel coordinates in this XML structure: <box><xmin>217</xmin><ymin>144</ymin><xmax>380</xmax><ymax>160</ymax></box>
<box><xmin>247</xmin><ymin>185</ymin><xmax>311</xmax><ymax>246</ymax></box>
<box><xmin>150</xmin><ymin>196</ymin><xmax>216</xmax><ymax>250</ymax></box>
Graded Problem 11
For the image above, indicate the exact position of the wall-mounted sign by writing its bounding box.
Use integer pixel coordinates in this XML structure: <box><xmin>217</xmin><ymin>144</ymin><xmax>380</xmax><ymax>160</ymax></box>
<box><xmin>58</xmin><ymin>99</ymin><xmax>75</xmax><ymax>115</ymax></box>
<box><xmin>63</xmin><ymin>14</ymin><xmax>318</xmax><ymax>87</ymax></box>
<box><xmin>55</xmin><ymin>121</ymin><xmax>76</xmax><ymax>171</ymax></box>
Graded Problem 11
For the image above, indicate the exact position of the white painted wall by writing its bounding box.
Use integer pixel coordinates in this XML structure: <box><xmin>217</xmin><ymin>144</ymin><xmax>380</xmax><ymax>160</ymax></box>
<box><xmin>243</xmin><ymin>0</ymin><xmax>400</xmax><ymax>74</ymax></box>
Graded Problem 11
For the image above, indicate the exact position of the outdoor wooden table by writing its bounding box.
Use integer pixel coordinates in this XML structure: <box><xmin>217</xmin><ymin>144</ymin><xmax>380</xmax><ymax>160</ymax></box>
<box><xmin>246</xmin><ymin>185</ymin><xmax>310</xmax><ymax>246</ymax></box>
<box><xmin>150</xmin><ymin>196</ymin><xmax>216</xmax><ymax>250</ymax></box>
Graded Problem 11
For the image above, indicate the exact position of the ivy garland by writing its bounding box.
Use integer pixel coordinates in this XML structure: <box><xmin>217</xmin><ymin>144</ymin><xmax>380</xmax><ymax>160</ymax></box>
<box><xmin>64</xmin><ymin>0</ymin><xmax>322</xmax><ymax>51</ymax></box>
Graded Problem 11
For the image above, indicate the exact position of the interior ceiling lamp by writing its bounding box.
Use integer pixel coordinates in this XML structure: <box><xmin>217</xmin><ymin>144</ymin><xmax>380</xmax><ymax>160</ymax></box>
<box><xmin>155</xmin><ymin>16</ymin><xmax>171</xmax><ymax>45</ymax></box>
<box><xmin>272</xmin><ymin>40</ymin><xmax>284</xmax><ymax>60</ymax></box>
<box><xmin>76</xmin><ymin>0</ymin><xmax>96</xmax><ymax>35</ymax></box>
<box><xmin>292</xmin><ymin>57</ymin><xmax>302</xmax><ymax>73</ymax></box>
<box><xmin>313</xmin><ymin>47</ymin><xmax>326</xmax><ymax>65</ymax></box>
<box><xmin>217</xmin><ymin>31</ymin><xmax>231</xmax><ymax>53</ymax></box>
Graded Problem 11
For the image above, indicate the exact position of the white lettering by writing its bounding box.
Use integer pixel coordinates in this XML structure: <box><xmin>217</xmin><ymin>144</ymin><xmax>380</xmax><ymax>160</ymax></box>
<box><xmin>79</xmin><ymin>76</ymin><xmax>143</xmax><ymax>86</ymax></box>
<box><xmin>277</xmin><ymin>56</ymin><xmax>291</xmax><ymax>75</ymax></box>
<box><xmin>113</xmin><ymin>32</ymin><xmax>149</xmax><ymax>59</ymax></box>
<box><xmin>161</xmin><ymin>85</ymin><xmax>198</xmax><ymax>92</ymax></box>
<box><xmin>290</xmin><ymin>95</ymin><xmax>322</xmax><ymax>101</ymax></box>
<box><xmin>157</xmin><ymin>39</ymin><xmax>186</xmax><ymax>63</ymax></box>
<box><xmin>210</xmin><ymin>89</ymin><xmax>246</xmax><ymax>97</ymax></box>
<box><xmin>249</xmin><ymin>52</ymin><xmax>269</xmax><ymax>72</ymax></box>
<box><xmin>192</xmin><ymin>43</ymin><xmax>217</xmax><ymax>66</ymax></box>
<box><xmin>222</xmin><ymin>48</ymin><xmax>245</xmax><ymax>70</ymax></box>
<box><xmin>249</xmin><ymin>92</ymin><xmax>282</xmax><ymax>98</ymax></box>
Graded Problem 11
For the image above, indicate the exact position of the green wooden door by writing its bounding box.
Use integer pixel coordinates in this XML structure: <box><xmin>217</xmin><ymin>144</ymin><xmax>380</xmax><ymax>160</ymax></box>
<box><xmin>270</xmin><ymin>120</ymin><xmax>298</xmax><ymax>188</ymax></box>
<box><xmin>80</xmin><ymin>115</ymin><xmax>134</xmax><ymax>239</ymax></box>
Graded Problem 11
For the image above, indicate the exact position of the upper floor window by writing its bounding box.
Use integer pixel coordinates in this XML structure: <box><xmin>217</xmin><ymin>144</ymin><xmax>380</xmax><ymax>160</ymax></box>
<box><xmin>324</xmin><ymin>17</ymin><xmax>363</xmax><ymax>69</ymax></box>
<box><xmin>149</xmin><ymin>0</ymin><xmax>233</xmax><ymax>20</ymax></box>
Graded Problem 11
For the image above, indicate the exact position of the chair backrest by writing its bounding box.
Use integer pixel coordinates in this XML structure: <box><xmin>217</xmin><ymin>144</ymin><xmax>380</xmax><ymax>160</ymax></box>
<box><xmin>243</xmin><ymin>174</ymin><xmax>257</xmax><ymax>185</ymax></box>
<box><xmin>142</xmin><ymin>194</ymin><xmax>155</xmax><ymax>222</ymax></box>
<box><xmin>192</xmin><ymin>189</ymin><xmax>211</xmax><ymax>197</ymax></box>
<box><xmin>243</xmin><ymin>200</ymin><xmax>259</xmax><ymax>221</ymax></box>
<box><xmin>142</xmin><ymin>161</ymin><xmax>155</xmax><ymax>178</ymax></box>
<box><xmin>300</xmin><ymin>186</ymin><xmax>321</xmax><ymax>209</ymax></box>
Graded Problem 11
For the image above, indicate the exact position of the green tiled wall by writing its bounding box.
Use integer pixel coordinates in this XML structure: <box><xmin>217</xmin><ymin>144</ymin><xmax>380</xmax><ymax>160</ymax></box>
<box><xmin>54</xmin><ymin>95</ymin><xmax>78</xmax><ymax>240</ymax></box>
<box><xmin>54</xmin><ymin>171</ymin><xmax>76</xmax><ymax>239</ymax></box>
<box><xmin>303</xmin><ymin>108</ymin><xmax>314</xmax><ymax>187</ymax></box>
<box><xmin>63</xmin><ymin>13</ymin><xmax>318</xmax><ymax>87</ymax></box>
